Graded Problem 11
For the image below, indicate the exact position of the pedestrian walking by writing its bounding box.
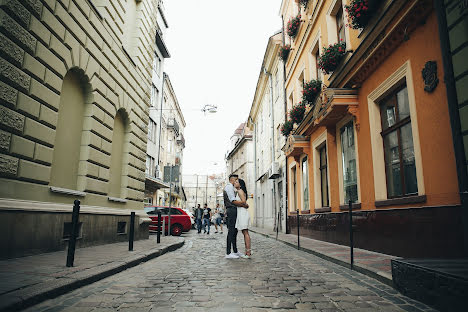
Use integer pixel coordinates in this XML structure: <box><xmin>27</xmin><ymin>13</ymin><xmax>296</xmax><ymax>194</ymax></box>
<box><xmin>235</xmin><ymin>179</ymin><xmax>251</xmax><ymax>259</ymax></box>
<box><xmin>194</xmin><ymin>204</ymin><xmax>203</xmax><ymax>234</ymax></box>
<box><xmin>202</xmin><ymin>203</ymin><xmax>211</xmax><ymax>234</ymax></box>
<box><xmin>224</xmin><ymin>173</ymin><xmax>249</xmax><ymax>259</ymax></box>
<box><xmin>218</xmin><ymin>203</ymin><xmax>225</xmax><ymax>224</ymax></box>
<box><xmin>213</xmin><ymin>204</ymin><xmax>223</xmax><ymax>234</ymax></box>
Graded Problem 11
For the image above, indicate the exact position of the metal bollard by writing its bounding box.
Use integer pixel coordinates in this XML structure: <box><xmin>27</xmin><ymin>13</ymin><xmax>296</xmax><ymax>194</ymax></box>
<box><xmin>129</xmin><ymin>212</ymin><xmax>135</xmax><ymax>251</ymax></box>
<box><xmin>349</xmin><ymin>200</ymin><xmax>354</xmax><ymax>270</ymax></box>
<box><xmin>296</xmin><ymin>209</ymin><xmax>300</xmax><ymax>250</ymax></box>
<box><xmin>66</xmin><ymin>200</ymin><xmax>81</xmax><ymax>267</ymax></box>
<box><xmin>157</xmin><ymin>210</ymin><xmax>161</xmax><ymax>244</ymax></box>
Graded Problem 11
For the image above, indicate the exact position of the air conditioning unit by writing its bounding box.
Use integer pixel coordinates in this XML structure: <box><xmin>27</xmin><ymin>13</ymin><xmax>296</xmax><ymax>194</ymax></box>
<box><xmin>268</xmin><ymin>162</ymin><xmax>280</xmax><ymax>179</ymax></box>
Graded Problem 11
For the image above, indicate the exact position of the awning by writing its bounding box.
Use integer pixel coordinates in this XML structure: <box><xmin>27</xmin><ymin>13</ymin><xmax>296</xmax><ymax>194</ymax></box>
<box><xmin>156</xmin><ymin>31</ymin><xmax>170</xmax><ymax>58</ymax></box>
<box><xmin>145</xmin><ymin>175</ymin><xmax>170</xmax><ymax>190</ymax></box>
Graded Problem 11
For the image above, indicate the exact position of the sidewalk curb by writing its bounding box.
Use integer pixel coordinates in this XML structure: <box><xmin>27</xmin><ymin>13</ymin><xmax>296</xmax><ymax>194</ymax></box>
<box><xmin>0</xmin><ymin>239</ymin><xmax>185</xmax><ymax>312</ymax></box>
<box><xmin>250</xmin><ymin>229</ymin><xmax>393</xmax><ymax>287</ymax></box>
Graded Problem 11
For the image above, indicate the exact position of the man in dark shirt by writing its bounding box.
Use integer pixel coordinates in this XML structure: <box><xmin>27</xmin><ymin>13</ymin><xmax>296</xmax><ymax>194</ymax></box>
<box><xmin>202</xmin><ymin>203</ymin><xmax>212</xmax><ymax>234</ymax></box>
<box><xmin>194</xmin><ymin>204</ymin><xmax>203</xmax><ymax>234</ymax></box>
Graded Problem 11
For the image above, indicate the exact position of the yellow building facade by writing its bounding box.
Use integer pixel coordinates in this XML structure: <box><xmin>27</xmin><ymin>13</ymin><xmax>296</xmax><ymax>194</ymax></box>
<box><xmin>0</xmin><ymin>0</ymin><xmax>158</xmax><ymax>258</ymax></box>
<box><xmin>280</xmin><ymin>0</ymin><xmax>463</xmax><ymax>257</ymax></box>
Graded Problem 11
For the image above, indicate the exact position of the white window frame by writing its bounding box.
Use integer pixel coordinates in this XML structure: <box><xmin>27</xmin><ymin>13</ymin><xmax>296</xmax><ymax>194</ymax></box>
<box><xmin>300</xmin><ymin>154</ymin><xmax>310</xmax><ymax>211</ymax></box>
<box><xmin>336</xmin><ymin>115</ymin><xmax>361</xmax><ymax>205</ymax></box>
<box><xmin>367</xmin><ymin>60</ymin><xmax>424</xmax><ymax>201</ymax></box>
<box><xmin>313</xmin><ymin>131</ymin><xmax>329</xmax><ymax>208</ymax></box>
<box><xmin>308</xmin><ymin>30</ymin><xmax>322</xmax><ymax>81</ymax></box>
<box><xmin>326</xmin><ymin>0</ymin><xmax>351</xmax><ymax>48</ymax></box>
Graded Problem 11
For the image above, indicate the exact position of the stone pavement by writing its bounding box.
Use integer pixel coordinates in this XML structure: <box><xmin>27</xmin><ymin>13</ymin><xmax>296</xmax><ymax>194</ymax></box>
<box><xmin>249</xmin><ymin>227</ymin><xmax>397</xmax><ymax>286</ymax></box>
<box><xmin>23</xmin><ymin>231</ymin><xmax>436</xmax><ymax>312</ymax></box>
<box><xmin>0</xmin><ymin>235</ymin><xmax>184</xmax><ymax>311</ymax></box>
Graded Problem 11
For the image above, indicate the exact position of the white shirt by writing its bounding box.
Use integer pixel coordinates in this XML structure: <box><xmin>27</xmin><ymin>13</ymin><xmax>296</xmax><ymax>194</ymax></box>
<box><xmin>224</xmin><ymin>183</ymin><xmax>237</xmax><ymax>202</ymax></box>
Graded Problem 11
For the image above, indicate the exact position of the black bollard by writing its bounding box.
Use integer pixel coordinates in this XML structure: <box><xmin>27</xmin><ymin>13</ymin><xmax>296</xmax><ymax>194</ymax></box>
<box><xmin>349</xmin><ymin>199</ymin><xmax>354</xmax><ymax>270</ymax></box>
<box><xmin>296</xmin><ymin>209</ymin><xmax>300</xmax><ymax>250</ymax></box>
<box><xmin>157</xmin><ymin>210</ymin><xmax>161</xmax><ymax>244</ymax></box>
<box><xmin>66</xmin><ymin>200</ymin><xmax>81</xmax><ymax>267</ymax></box>
<box><xmin>129</xmin><ymin>212</ymin><xmax>135</xmax><ymax>251</ymax></box>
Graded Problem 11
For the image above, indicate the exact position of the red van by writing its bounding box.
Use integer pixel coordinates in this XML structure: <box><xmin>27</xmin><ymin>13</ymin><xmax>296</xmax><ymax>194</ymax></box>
<box><xmin>144</xmin><ymin>206</ymin><xmax>192</xmax><ymax>236</ymax></box>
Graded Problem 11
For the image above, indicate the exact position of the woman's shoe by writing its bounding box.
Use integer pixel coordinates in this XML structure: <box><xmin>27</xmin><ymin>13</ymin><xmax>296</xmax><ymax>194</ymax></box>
<box><xmin>240</xmin><ymin>254</ymin><xmax>251</xmax><ymax>259</ymax></box>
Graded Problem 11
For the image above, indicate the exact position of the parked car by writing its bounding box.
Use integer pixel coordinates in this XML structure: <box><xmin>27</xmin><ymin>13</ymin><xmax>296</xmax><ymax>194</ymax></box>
<box><xmin>182</xmin><ymin>209</ymin><xmax>196</xmax><ymax>229</ymax></box>
<box><xmin>144</xmin><ymin>206</ymin><xmax>192</xmax><ymax>236</ymax></box>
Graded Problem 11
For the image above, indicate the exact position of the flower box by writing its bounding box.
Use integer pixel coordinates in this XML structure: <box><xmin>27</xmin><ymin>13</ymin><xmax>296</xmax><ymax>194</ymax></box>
<box><xmin>345</xmin><ymin>0</ymin><xmax>375</xmax><ymax>29</ymax></box>
<box><xmin>279</xmin><ymin>45</ymin><xmax>291</xmax><ymax>62</ymax></box>
<box><xmin>281</xmin><ymin>120</ymin><xmax>294</xmax><ymax>137</ymax></box>
<box><xmin>318</xmin><ymin>41</ymin><xmax>346</xmax><ymax>74</ymax></box>
<box><xmin>302</xmin><ymin>79</ymin><xmax>322</xmax><ymax>103</ymax></box>
<box><xmin>289</xmin><ymin>103</ymin><xmax>306</xmax><ymax>125</ymax></box>
<box><xmin>287</xmin><ymin>15</ymin><xmax>301</xmax><ymax>39</ymax></box>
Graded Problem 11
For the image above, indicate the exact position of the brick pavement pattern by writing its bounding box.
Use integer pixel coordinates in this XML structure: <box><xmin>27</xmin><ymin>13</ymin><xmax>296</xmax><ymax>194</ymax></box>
<box><xmin>23</xmin><ymin>232</ymin><xmax>436</xmax><ymax>312</ymax></box>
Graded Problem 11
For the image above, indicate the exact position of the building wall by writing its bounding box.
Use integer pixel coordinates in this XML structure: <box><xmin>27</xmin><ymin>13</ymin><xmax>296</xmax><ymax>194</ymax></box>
<box><xmin>0</xmin><ymin>0</ymin><xmax>158</xmax><ymax>258</ymax></box>
<box><xmin>281</xmin><ymin>0</ymin><xmax>463</xmax><ymax>257</ymax></box>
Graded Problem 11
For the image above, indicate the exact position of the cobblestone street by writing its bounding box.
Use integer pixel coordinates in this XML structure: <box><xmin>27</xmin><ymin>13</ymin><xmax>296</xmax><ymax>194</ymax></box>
<box><xmin>25</xmin><ymin>232</ymin><xmax>435</xmax><ymax>312</ymax></box>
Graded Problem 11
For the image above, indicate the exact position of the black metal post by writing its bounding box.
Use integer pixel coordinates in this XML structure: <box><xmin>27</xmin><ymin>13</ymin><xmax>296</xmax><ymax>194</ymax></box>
<box><xmin>349</xmin><ymin>199</ymin><xmax>354</xmax><ymax>270</ymax></box>
<box><xmin>168</xmin><ymin>165</ymin><xmax>173</xmax><ymax>235</ymax></box>
<box><xmin>296</xmin><ymin>209</ymin><xmax>300</xmax><ymax>250</ymax></box>
<box><xmin>66</xmin><ymin>200</ymin><xmax>80</xmax><ymax>267</ymax></box>
<box><xmin>157</xmin><ymin>210</ymin><xmax>161</xmax><ymax>243</ymax></box>
<box><xmin>129</xmin><ymin>212</ymin><xmax>135</xmax><ymax>251</ymax></box>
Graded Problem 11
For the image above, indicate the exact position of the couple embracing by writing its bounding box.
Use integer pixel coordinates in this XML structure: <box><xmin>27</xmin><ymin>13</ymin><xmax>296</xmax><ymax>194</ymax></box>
<box><xmin>224</xmin><ymin>173</ymin><xmax>251</xmax><ymax>259</ymax></box>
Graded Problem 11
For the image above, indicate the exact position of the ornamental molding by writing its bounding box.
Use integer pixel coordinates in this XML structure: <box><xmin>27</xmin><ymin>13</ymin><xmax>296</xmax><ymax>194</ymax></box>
<box><xmin>422</xmin><ymin>61</ymin><xmax>438</xmax><ymax>93</ymax></box>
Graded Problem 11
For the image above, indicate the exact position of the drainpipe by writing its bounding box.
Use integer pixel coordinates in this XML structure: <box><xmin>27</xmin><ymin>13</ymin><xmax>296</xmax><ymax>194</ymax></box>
<box><xmin>434</xmin><ymin>0</ymin><xmax>468</xmax><ymax>256</ymax></box>
<box><xmin>251</xmin><ymin>116</ymin><xmax>258</xmax><ymax>227</ymax></box>
<box><xmin>281</xmin><ymin>16</ymin><xmax>289</xmax><ymax>234</ymax></box>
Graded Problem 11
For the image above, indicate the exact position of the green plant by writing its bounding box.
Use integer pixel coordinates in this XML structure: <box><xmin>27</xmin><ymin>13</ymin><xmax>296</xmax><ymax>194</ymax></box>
<box><xmin>289</xmin><ymin>103</ymin><xmax>306</xmax><ymax>125</ymax></box>
<box><xmin>281</xmin><ymin>120</ymin><xmax>294</xmax><ymax>137</ymax></box>
<box><xmin>302</xmin><ymin>79</ymin><xmax>322</xmax><ymax>103</ymax></box>
<box><xmin>318</xmin><ymin>41</ymin><xmax>346</xmax><ymax>74</ymax></box>
<box><xmin>345</xmin><ymin>0</ymin><xmax>373</xmax><ymax>29</ymax></box>
<box><xmin>287</xmin><ymin>14</ymin><xmax>301</xmax><ymax>39</ymax></box>
<box><xmin>279</xmin><ymin>45</ymin><xmax>291</xmax><ymax>62</ymax></box>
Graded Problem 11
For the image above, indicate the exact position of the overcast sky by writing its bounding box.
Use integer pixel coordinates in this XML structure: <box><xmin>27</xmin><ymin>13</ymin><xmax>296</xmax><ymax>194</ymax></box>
<box><xmin>164</xmin><ymin>0</ymin><xmax>282</xmax><ymax>175</ymax></box>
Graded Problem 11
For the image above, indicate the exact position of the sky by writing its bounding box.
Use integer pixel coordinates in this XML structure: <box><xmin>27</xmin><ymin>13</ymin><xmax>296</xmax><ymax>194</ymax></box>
<box><xmin>164</xmin><ymin>0</ymin><xmax>283</xmax><ymax>175</ymax></box>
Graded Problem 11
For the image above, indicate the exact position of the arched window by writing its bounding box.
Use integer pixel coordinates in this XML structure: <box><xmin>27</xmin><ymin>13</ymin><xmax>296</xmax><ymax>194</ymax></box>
<box><xmin>108</xmin><ymin>109</ymin><xmax>129</xmax><ymax>198</ymax></box>
<box><xmin>50</xmin><ymin>70</ymin><xmax>88</xmax><ymax>190</ymax></box>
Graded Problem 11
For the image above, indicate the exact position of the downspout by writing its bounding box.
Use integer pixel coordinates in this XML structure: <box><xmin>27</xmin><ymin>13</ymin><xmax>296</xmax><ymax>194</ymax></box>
<box><xmin>281</xmin><ymin>16</ymin><xmax>289</xmax><ymax>234</ymax></box>
<box><xmin>434</xmin><ymin>0</ymin><xmax>468</xmax><ymax>256</ymax></box>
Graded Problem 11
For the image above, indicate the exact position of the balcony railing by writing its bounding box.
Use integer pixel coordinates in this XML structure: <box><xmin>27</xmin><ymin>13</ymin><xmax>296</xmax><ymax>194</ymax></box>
<box><xmin>167</xmin><ymin>118</ymin><xmax>180</xmax><ymax>136</ymax></box>
<box><xmin>177</xmin><ymin>133</ymin><xmax>185</xmax><ymax>148</ymax></box>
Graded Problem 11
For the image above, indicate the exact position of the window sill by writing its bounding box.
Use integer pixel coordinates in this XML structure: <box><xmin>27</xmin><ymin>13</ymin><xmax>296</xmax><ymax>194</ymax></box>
<box><xmin>50</xmin><ymin>186</ymin><xmax>86</xmax><ymax>197</ymax></box>
<box><xmin>314</xmin><ymin>207</ymin><xmax>331</xmax><ymax>213</ymax></box>
<box><xmin>339</xmin><ymin>203</ymin><xmax>361</xmax><ymax>211</ymax></box>
<box><xmin>375</xmin><ymin>195</ymin><xmax>426</xmax><ymax>207</ymax></box>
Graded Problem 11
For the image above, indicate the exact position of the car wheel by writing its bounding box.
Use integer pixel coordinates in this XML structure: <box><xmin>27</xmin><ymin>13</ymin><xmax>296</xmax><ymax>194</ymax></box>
<box><xmin>171</xmin><ymin>224</ymin><xmax>183</xmax><ymax>236</ymax></box>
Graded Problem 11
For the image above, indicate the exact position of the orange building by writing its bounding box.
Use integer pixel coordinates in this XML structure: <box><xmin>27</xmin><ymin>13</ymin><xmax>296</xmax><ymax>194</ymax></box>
<box><xmin>280</xmin><ymin>0</ymin><xmax>464</xmax><ymax>257</ymax></box>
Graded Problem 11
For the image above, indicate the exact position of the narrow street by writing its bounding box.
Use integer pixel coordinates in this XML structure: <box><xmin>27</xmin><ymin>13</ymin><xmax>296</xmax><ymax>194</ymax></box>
<box><xmin>24</xmin><ymin>232</ymin><xmax>434</xmax><ymax>312</ymax></box>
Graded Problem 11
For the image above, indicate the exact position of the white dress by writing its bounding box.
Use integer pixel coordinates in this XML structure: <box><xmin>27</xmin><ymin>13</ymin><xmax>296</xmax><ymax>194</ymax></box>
<box><xmin>235</xmin><ymin>194</ymin><xmax>250</xmax><ymax>230</ymax></box>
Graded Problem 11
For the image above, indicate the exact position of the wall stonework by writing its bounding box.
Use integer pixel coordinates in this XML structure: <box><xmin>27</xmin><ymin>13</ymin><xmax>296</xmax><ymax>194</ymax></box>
<box><xmin>0</xmin><ymin>0</ymin><xmax>158</xmax><ymax>258</ymax></box>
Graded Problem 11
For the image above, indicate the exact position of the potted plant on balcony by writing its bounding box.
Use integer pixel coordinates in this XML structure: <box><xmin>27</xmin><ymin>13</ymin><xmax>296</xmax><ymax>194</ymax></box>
<box><xmin>289</xmin><ymin>103</ymin><xmax>306</xmax><ymax>125</ymax></box>
<box><xmin>302</xmin><ymin>79</ymin><xmax>322</xmax><ymax>103</ymax></box>
<box><xmin>287</xmin><ymin>14</ymin><xmax>301</xmax><ymax>39</ymax></box>
<box><xmin>318</xmin><ymin>41</ymin><xmax>346</xmax><ymax>74</ymax></box>
<box><xmin>345</xmin><ymin>0</ymin><xmax>374</xmax><ymax>29</ymax></box>
<box><xmin>279</xmin><ymin>45</ymin><xmax>291</xmax><ymax>62</ymax></box>
<box><xmin>281</xmin><ymin>120</ymin><xmax>294</xmax><ymax>137</ymax></box>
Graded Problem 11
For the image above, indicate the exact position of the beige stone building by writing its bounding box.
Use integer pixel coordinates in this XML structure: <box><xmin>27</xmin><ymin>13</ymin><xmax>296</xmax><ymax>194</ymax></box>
<box><xmin>0</xmin><ymin>0</ymin><xmax>160</xmax><ymax>258</ymax></box>
<box><xmin>225</xmin><ymin>123</ymin><xmax>255</xmax><ymax>223</ymax></box>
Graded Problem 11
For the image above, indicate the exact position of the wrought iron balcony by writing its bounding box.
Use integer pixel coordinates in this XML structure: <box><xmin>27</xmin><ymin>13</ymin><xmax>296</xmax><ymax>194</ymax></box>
<box><xmin>167</xmin><ymin>118</ymin><xmax>179</xmax><ymax>136</ymax></box>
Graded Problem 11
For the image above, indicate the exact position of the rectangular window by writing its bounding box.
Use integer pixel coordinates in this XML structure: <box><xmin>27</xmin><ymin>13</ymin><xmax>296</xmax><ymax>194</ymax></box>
<box><xmin>340</xmin><ymin>122</ymin><xmax>358</xmax><ymax>203</ymax></box>
<box><xmin>319</xmin><ymin>145</ymin><xmax>329</xmax><ymax>207</ymax></box>
<box><xmin>302</xmin><ymin>157</ymin><xmax>309</xmax><ymax>210</ymax></box>
<box><xmin>292</xmin><ymin>166</ymin><xmax>297</xmax><ymax>211</ymax></box>
<box><xmin>336</xmin><ymin>5</ymin><xmax>345</xmax><ymax>44</ymax></box>
<box><xmin>315</xmin><ymin>49</ymin><xmax>321</xmax><ymax>80</ymax></box>
<box><xmin>117</xmin><ymin>221</ymin><xmax>127</xmax><ymax>234</ymax></box>
<box><xmin>380</xmin><ymin>85</ymin><xmax>417</xmax><ymax>198</ymax></box>
<box><xmin>153</xmin><ymin>53</ymin><xmax>161</xmax><ymax>76</ymax></box>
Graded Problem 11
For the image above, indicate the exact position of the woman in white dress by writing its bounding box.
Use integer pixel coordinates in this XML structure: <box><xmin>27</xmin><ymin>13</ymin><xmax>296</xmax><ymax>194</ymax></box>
<box><xmin>234</xmin><ymin>179</ymin><xmax>251</xmax><ymax>258</ymax></box>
